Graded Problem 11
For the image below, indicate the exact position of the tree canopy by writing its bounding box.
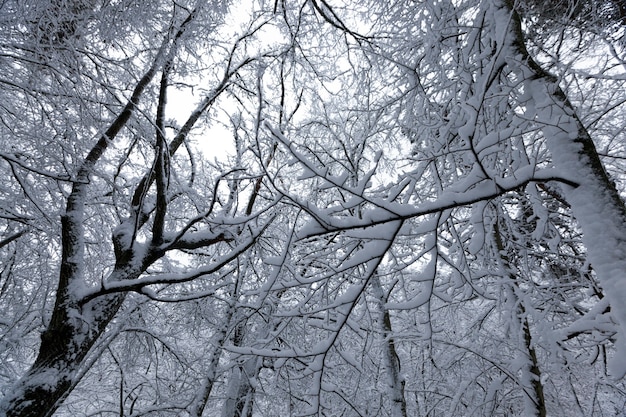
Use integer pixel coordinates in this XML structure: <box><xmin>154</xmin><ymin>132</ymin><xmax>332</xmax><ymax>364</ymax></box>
<box><xmin>1</xmin><ymin>0</ymin><xmax>626</xmax><ymax>416</ymax></box>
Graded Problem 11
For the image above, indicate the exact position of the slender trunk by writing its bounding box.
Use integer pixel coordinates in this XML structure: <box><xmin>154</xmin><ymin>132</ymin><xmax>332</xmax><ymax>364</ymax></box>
<box><xmin>218</xmin><ymin>134</ymin><xmax>278</xmax><ymax>417</ymax></box>
<box><xmin>371</xmin><ymin>275</ymin><xmax>407</xmax><ymax>417</ymax></box>
<box><xmin>522</xmin><ymin>317</ymin><xmax>546</xmax><ymax>417</ymax></box>
<box><xmin>220</xmin><ymin>320</ymin><xmax>259</xmax><ymax>417</ymax></box>
<box><xmin>189</xmin><ymin>301</ymin><xmax>238</xmax><ymax>417</ymax></box>
<box><xmin>492</xmin><ymin>221</ymin><xmax>546</xmax><ymax>417</ymax></box>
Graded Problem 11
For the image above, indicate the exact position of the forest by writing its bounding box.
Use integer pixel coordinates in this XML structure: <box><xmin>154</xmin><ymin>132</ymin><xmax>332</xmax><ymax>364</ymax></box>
<box><xmin>1</xmin><ymin>0</ymin><xmax>626</xmax><ymax>416</ymax></box>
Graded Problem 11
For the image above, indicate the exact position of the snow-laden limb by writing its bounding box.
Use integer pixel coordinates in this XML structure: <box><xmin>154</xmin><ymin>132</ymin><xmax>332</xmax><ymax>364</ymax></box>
<box><xmin>269</xmin><ymin>119</ymin><xmax>577</xmax><ymax>237</ymax></box>
<box><xmin>556</xmin><ymin>297</ymin><xmax>617</xmax><ymax>341</ymax></box>
<box><xmin>384</xmin><ymin>234</ymin><xmax>436</xmax><ymax>311</ymax></box>
<box><xmin>493</xmin><ymin>0</ymin><xmax>626</xmax><ymax>379</ymax></box>
<box><xmin>222</xmin><ymin>218</ymin><xmax>403</xmax><ymax>416</ymax></box>
<box><xmin>227</xmin><ymin>220</ymin><xmax>403</xmax><ymax>358</ymax></box>
<box><xmin>0</xmin><ymin>152</ymin><xmax>73</xmax><ymax>182</ymax></box>
<box><xmin>80</xmin><ymin>221</ymin><xmax>272</xmax><ymax>302</ymax></box>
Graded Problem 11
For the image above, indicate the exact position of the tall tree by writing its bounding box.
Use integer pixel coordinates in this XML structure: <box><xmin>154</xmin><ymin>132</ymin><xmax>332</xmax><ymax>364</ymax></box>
<box><xmin>0</xmin><ymin>1</ymin><xmax>282</xmax><ymax>415</ymax></box>
<box><xmin>262</xmin><ymin>0</ymin><xmax>626</xmax><ymax>414</ymax></box>
<box><xmin>3</xmin><ymin>0</ymin><xmax>626</xmax><ymax>415</ymax></box>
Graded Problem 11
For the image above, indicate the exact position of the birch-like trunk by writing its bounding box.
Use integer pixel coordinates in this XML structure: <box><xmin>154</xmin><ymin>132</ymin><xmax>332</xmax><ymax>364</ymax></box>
<box><xmin>188</xmin><ymin>301</ymin><xmax>238</xmax><ymax>417</ymax></box>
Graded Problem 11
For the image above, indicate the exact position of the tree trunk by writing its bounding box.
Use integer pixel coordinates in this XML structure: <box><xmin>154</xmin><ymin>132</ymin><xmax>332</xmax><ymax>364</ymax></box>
<box><xmin>0</xmin><ymin>268</ymin><xmax>131</xmax><ymax>417</ymax></box>
<box><xmin>495</xmin><ymin>0</ymin><xmax>626</xmax><ymax>378</ymax></box>
<box><xmin>371</xmin><ymin>275</ymin><xmax>407</xmax><ymax>417</ymax></box>
<box><xmin>189</xmin><ymin>300</ymin><xmax>238</xmax><ymax>417</ymax></box>
<box><xmin>220</xmin><ymin>319</ymin><xmax>259</xmax><ymax>417</ymax></box>
<box><xmin>492</xmin><ymin>221</ymin><xmax>547</xmax><ymax>417</ymax></box>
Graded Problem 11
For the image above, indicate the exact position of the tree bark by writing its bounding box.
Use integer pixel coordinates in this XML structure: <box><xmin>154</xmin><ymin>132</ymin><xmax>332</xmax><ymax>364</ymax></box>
<box><xmin>371</xmin><ymin>275</ymin><xmax>407</xmax><ymax>417</ymax></box>
<box><xmin>495</xmin><ymin>0</ymin><xmax>626</xmax><ymax>378</ymax></box>
<box><xmin>0</xmin><ymin>265</ymin><xmax>145</xmax><ymax>417</ymax></box>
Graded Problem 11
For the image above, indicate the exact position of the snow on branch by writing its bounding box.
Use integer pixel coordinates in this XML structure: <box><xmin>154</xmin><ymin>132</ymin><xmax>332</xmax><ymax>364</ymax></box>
<box><xmin>268</xmin><ymin>119</ymin><xmax>578</xmax><ymax>238</ymax></box>
<box><xmin>80</xmin><ymin>221</ymin><xmax>273</xmax><ymax>303</ymax></box>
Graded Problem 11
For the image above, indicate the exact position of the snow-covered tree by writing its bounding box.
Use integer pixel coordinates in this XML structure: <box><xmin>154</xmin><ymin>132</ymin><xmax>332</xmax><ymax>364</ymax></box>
<box><xmin>3</xmin><ymin>0</ymin><xmax>626</xmax><ymax>416</ymax></box>
<box><xmin>0</xmin><ymin>1</ymin><xmax>286</xmax><ymax>415</ymax></box>
<box><xmin>261</xmin><ymin>0</ymin><xmax>626</xmax><ymax>414</ymax></box>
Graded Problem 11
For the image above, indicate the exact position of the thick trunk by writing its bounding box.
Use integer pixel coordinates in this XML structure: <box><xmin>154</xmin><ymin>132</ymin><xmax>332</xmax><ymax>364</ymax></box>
<box><xmin>496</xmin><ymin>0</ymin><xmax>626</xmax><ymax>377</ymax></box>
<box><xmin>0</xmin><ymin>20</ymin><xmax>177</xmax><ymax>413</ymax></box>
<box><xmin>0</xmin><ymin>282</ymin><xmax>127</xmax><ymax>417</ymax></box>
<box><xmin>0</xmin><ymin>245</ymin><xmax>155</xmax><ymax>416</ymax></box>
<box><xmin>2</xmin><ymin>366</ymin><xmax>73</xmax><ymax>417</ymax></box>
